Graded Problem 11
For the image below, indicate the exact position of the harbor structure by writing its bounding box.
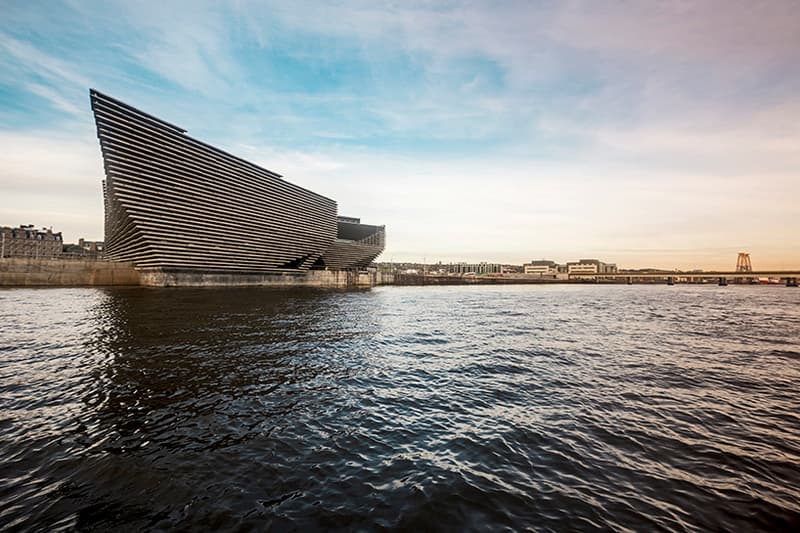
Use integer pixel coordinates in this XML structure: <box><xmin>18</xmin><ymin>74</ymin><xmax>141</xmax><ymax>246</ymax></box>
<box><xmin>736</xmin><ymin>252</ymin><xmax>753</xmax><ymax>272</ymax></box>
<box><xmin>90</xmin><ymin>90</ymin><xmax>384</xmax><ymax>285</ymax></box>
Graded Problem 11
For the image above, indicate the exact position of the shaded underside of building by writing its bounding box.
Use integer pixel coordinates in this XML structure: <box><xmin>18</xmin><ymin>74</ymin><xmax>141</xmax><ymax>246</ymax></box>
<box><xmin>91</xmin><ymin>90</ymin><xmax>384</xmax><ymax>277</ymax></box>
<box><xmin>316</xmin><ymin>218</ymin><xmax>386</xmax><ymax>270</ymax></box>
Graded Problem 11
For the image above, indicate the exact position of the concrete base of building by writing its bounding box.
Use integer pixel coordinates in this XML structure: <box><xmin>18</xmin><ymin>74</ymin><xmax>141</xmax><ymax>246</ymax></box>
<box><xmin>0</xmin><ymin>259</ymin><xmax>395</xmax><ymax>288</ymax></box>
<box><xmin>133</xmin><ymin>268</ymin><xmax>395</xmax><ymax>288</ymax></box>
<box><xmin>0</xmin><ymin>257</ymin><xmax>140</xmax><ymax>287</ymax></box>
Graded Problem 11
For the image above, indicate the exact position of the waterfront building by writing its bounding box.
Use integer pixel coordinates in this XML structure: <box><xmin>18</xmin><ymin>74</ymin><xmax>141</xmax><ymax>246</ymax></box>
<box><xmin>90</xmin><ymin>90</ymin><xmax>384</xmax><ymax>277</ymax></box>
<box><xmin>566</xmin><ymin>259</ymin><xmax>618</xmax><ymax>279</ymax></box>
<box><xmin>63</xmin><ymin>238</ymin><xmax>105</xmax><ymax>259</ymax></box>
<box><xmin>523</xmin><ymin>260</ymin><xmax>559</xmax><ymax>276</ymax></box>
<box><xmin>376</xmin><ymin>261</ymin><xmax>517</xmax><ymax>275</ymax></box>
<box><xmin>446</xmin><ymin>262</ymin><xmax>504</xmax><ymax>275</ymax></box>
<box><xmin>501</xmin><ymin>264</ymin><xmax>523</xmax><ymax>274</ymax></box>
<box><xmin>0</xmin><ymin>225</ymin><xmax>63</xmax><ymax>258</ymax></box>
<box><xmin>78</xmin><ymin>238</ymin><xmax>104</xmax><ymax>254</ymax></box>
<box><xmin>522</xmin><ymin>258</ymin><xmax>617</xmax><ymax>279</ymax></box>
<box><xmin>566</xmin><ymin>259</ymin><xmax>617</xmax><ymax>275</ymax></box>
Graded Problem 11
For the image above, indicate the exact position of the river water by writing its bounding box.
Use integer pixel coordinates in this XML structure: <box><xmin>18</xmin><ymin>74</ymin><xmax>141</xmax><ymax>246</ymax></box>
<box><xmin>1</xmin><ymin>285</ymin><xmax>799</xmax><ymax>531</ymax></box>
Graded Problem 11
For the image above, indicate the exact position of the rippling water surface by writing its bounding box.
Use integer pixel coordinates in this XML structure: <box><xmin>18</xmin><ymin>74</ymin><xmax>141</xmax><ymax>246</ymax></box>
<box><xmin>1</xmin><ymin>285</ymin><xmax>799</xmax><ymax>531</ymax></box>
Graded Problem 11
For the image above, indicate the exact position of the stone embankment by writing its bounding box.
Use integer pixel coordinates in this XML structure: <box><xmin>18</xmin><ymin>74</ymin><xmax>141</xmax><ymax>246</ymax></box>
<box><xmin>393</xmin><ymin>274</ymin><xmax>571</xmax><ymax>285</ymax></box>
<box><xmin>0</xmin><ymin>258</ymin><xmax>394</xmax><ymax>288</ymax></box>
<box><xmin>138</xmin><ymin>269</ymin><xmax>394</xmax><ymax>287</ymax></box>
<box><xmin>0</xmin><ymin>257</ymin><xmax>140</xmax><ymax>287</ymax></box>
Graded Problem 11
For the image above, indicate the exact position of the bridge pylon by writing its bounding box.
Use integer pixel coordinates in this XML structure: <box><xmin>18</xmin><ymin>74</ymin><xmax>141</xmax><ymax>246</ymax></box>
<box><xmin>736</xmin><ymin>252</ymin><xmax>753</xmax><ymax>284</ymax></box>
<box><xmin>736</xmin><ymin>253</ymin><xmax>752</xmax><ymax>272</ymax></box>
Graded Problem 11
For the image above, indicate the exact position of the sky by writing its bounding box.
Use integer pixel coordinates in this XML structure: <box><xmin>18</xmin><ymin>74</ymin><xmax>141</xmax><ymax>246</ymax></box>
<box><xmin>1</xmin><ymin>0</ymin><xmax>798</xmax><ymax>270</ymax></box>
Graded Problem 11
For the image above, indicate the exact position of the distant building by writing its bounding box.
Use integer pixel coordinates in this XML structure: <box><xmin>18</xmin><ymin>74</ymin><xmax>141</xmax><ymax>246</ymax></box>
<box><xmin>523</xmin><ymin>260</ymin><xmax>560</xmax><ymax>276</ymax></box>
<box><xmin>522</xmin><ymin>258</ymin><xmax>617</xmax><ymax>278</ymax></box>
<box><xmin>566</xmin><ymin>259</ymin><xmax>618</xmax><ymax>277</ymax></box>
<box><xmin>0</xmin><ymin>225</ymin><xmax>63</xmax><ymax>258</ymax></box>
<box><xmin>446</xmin><ymin>262</ymin><xmax>504</xmax><ymax>275</ymax></box>
<box><xmin>78</xmin><ymin>238</ymin><xmax>104</xmax><ymax>254</ymax></box>
<box><xmin>63</xmin><ymin>238</ymin><xmax>105</xmax><ymax>258</ymax></box>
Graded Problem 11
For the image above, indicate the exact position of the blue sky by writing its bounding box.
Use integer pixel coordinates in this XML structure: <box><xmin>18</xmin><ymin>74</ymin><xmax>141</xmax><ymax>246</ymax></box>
<box><xmin>1</xmin><ymin>0</ymin><xmax>799</xmax><ymax>269</ymax></box>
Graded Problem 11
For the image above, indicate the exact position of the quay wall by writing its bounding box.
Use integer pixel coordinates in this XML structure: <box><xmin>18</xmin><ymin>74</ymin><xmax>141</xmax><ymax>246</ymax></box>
<box><xmin>394</xmin><ymin>274</ymin><xmax>673</xmax><ymax>285</ymax></box>
<box><xmin>139</xmin><ymin>269</ymin><xmax>394</xmax><ymax>287</ymax></box>
<box><xmin>394</xmin><ymin>274</ymin><xmax>580</xmax><ymax>286</ymax></box>
<box><xmin>392</xmin><ymin>274</ymin><xmax>799</xmax><ymax>286</ymax></box>
<box><xmin>0</xmin><ymin>257</ymin><xmax>140</xmax><ymax>287</ymax></box>
<box><xmin>0</xmin><ymin>258</ymin><xmax>394</xmax><ymax>288</ymax></box>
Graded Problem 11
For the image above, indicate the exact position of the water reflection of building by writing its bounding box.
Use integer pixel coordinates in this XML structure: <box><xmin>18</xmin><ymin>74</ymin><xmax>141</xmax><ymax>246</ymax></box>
<box><xmin>71</xmin><ymin>287</ymin><xmax>379</xmax><ymax>530</ymax></box>
<box><xmin>84</xmin><ymin>288</ymin><xmax>375</xmax><ymax>451</ymax></box>
<box><xmin>90</xmin><ymin>90</ymin><xmax>385</xmax><ymax>280</ymax></box>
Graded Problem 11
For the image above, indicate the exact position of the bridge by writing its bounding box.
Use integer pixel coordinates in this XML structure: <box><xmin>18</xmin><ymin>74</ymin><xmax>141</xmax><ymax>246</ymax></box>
<box><xmin>568</xmin><ymin>271</ymin><xmax>800</xmax><ymax>286</ymax></box>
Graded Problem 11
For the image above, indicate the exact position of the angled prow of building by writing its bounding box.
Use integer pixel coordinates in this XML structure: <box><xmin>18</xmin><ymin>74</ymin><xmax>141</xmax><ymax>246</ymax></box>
<box><xmin>90</xmin><ymin>89</ymin><xmax>385</xmax><ymax>286</ymax></box>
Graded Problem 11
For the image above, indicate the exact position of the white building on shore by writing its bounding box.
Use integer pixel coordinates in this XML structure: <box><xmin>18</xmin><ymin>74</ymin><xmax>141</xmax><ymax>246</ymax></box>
<box><xmin>523</xmin><ymin>258</ymin><xmax>617</xmax><ymax>279</ymax></box>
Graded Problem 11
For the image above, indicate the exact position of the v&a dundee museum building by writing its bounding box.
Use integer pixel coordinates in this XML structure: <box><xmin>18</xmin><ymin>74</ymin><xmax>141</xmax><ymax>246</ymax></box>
<box><xmin>90</xmin><ymin>90</ymin><xmax>385</xmax><ymax>286</ymax></box>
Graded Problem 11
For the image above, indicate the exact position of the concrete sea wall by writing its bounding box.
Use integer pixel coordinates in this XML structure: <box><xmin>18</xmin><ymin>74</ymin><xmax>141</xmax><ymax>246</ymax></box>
<box><xmin>0</xmin><ymin>258</ymin><xmax>394</xmax><ymax>288</ymax></box>
<box><xmin>139</xmin><ymin>269</ymin><xmax>394</xmax><ymax>287</ymax></box>
<box><xmin>0</xmin><ymin>257</ymin><xmax>140</xmax><ymax>287</ymax></box>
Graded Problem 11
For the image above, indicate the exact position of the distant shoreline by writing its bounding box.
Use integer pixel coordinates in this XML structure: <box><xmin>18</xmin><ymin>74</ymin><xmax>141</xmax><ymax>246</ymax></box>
<box><xmin>390</xmin><ymin>273</ymin><xmax>796</xmax><ymax>287</ymax></box>
<box><xmin>1</xmin><ymin>257</ymin><xmax>797</xmax><ymax>288</ymax></box>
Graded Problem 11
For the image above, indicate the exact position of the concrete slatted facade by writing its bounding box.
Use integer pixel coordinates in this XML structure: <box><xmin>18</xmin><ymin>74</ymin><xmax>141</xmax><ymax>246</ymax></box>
<box><xmin>91</xmin><ymin>90</ymin><xmax>343</xmax><ymax>274</ymax></box>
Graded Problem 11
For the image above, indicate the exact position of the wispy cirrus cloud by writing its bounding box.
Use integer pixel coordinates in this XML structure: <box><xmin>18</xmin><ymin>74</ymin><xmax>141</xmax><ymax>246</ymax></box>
<box><xmin>24</xmin><ymin>83</ymin><xmax>84</xmax><ymax>116</ymax></box>
<box><xmin>0</xmin><ymin>33</ymin><xmax>90</xmax><ymax>88</ymax></box>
